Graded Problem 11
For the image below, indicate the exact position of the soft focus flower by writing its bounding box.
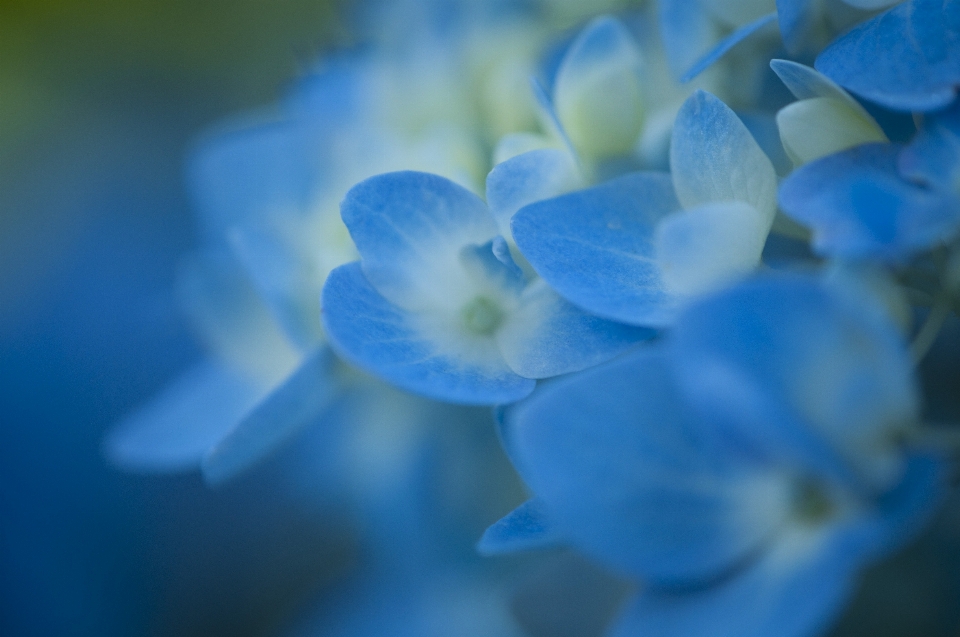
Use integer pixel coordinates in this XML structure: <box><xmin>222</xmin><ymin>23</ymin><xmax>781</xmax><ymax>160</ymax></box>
<box><xmin>485</xmin><ymin>275</ymin><xmax>945</xmax><ymax>637</ymax></box>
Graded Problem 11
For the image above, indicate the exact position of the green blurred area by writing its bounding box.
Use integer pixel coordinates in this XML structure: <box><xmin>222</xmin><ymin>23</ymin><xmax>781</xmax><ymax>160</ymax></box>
<box><xmin>0</xmin><ymin>0</ymin><xmax>343</xmax><ymax>158</ymax></box>
<box><xmin>0</xmin><ymin>0</ymin><xmax>345</xmax><ymax>317</ymax></box>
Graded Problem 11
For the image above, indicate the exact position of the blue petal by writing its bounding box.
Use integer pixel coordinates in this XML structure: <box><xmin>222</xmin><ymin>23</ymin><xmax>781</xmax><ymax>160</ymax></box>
<box><xmin>668</xmin><ymin>274</ymin><xmax>919</xmax><ymax>490</ymax></box>
<box><xmin>340</xmin><ymin>171</ymin><xmax>499</xmax><ymax>307</ymax></box>
<box><xmin>659</xmin><ymin>0</ymin><xmax>722</xmax><ymax>79</ymax></box>
<box><xmin>737</xmin><ymin>111</ymin><xmax>793</xmax><ymax>177</ymax></box>
<box><xmin>486</xmin><ymin>149</ymin><xmax>583</xmax><ymax>240</ymax></box>
<box><xmin>496</xmin><ymin>281</ymin><xmax>653</xmax><ymax>378</ymax></box>
<box><xmin>609</xmin><ymin>535</ymin><xmax>857</xmax><ymax>637</ymax></box>
<box><xmin>477</xmin><ymin>499</ymin><xmax>564</xmax><ymax>555</ymax></box>
<box><xmin>863</xmin><ymin>453</ymin><xmax>949</xmax><ymax>556</ymax></box>
<box><xmin>815</xmin><ymin>0</ymin><xmax>960</xmax><ymax>112</ymax></box>
<box><xmin>512</xmin><ymin>172</ymin><xmax>681</xmax><ymax>328</ymax></box>
<box><xmin>611</xmin><ymin>451</ymin><xmax>947</xmax><ymax>637</ymax></box>
<box><xmin>322</xmin><ymin>262</ymin><xmax>535</xmax><ymax>405</ymax></box>
<box><xmin>655</xmin><ymin>201</ymin><xmax>770</xmax><ymax>296</ymax></box>
<box><xmin>899</xmin><ymin>102</ymin><xmax>960</xmax><ymax>194</ymax></box>
<box><xmin>103</xmin><ymin>360</ymin><xmax>264</xmax><ymax>473</ymax></box>
<box><xmin>680</xmin><ymin>12</ymin><xmax>778</xmax><ymax>83</ymax></box>
<box><xmin>779</xmin><ymin>143</ymin><xmax>960</xmax><ymax>260</ymax></box>
<box><xmin>671</xmin><ymin>91</ymin><xmax>778</xmax><ymax>220</ymax></box>
<box><xmin>506</xmin><ymin>347</ymin><xmax>789</xmax><ymax>585</ymax></box>
<box><xmin>202</xmin><ymin>348</ymin><xmax>342</xmax><ymax>486</ymax></box>
<box><xmin>283</xmin><ymin>56</ymin><xmax>363</xmax><ymax>122</ymax></box>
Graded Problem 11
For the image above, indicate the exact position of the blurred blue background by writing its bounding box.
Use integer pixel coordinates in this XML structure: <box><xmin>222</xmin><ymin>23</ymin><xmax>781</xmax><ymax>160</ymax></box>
<box><xmin>0</xmin><ymin>2</ymin><xmax>356</xmax><ymax>635</ymax></box>
<box><xmin>4</xmin><ymin>3</ymin><xmax>960</xmax><ymax>637</ymax></box>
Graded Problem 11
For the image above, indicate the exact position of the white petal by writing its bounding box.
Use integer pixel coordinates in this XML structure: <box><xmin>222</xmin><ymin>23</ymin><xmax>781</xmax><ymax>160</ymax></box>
<box><xmin>776</xmin><ymin>97</ymin><xmax>887</xmax><ymax>166</ymax></box>
<box><xmin>655</xmin><ymin>201</ymin><xmax>769</xmax><ymax>296</ymax></box>
<box><xmin>554</xmin><ymin>17</ymin><xmax>645</xmax><ymax>160</ymax></box>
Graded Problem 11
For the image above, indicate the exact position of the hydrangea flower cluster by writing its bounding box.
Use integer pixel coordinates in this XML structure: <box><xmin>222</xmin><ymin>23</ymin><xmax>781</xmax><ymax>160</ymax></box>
<box><xmin>106</xmin><ymin>0</ymin><xmax>960</xmax><ymax>635</ymax></box>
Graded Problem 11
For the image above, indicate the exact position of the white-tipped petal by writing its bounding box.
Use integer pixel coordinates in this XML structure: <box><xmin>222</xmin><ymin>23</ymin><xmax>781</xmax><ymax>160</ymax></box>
<box><xmin>770</xmin><ymin>59</ymin><xmax>872</xmax><ymax>118</ymax></box>
<box><xmin>655</xmin><ymin>201</ymin><xmax>769</xmax><ymax>296</ymax></box>
<box><xmin>671</xmin><ymin>91</ymin><xmax>778</xmax><ymax>221</ymax></box>
<box><xmin>777</xmin><ymin>97</ymin><xmax>887</xmax><ymax>166</ymax></box>
<box><xmin>554</xmin><ymin>17</ymin><xmax>645</xmax><ymax>160</ymax></box>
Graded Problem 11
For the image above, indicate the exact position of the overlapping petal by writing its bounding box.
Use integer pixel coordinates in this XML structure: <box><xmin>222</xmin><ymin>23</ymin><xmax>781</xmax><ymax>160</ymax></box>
<box><xmin>779</xmin><ymin>143</ymin><xmax>960</xmax><ymax>260</ymax></box>
<box><xmin>815</xmin><ymin>0</ymin><xmax>960</xmax><ymax>112</ymax></box>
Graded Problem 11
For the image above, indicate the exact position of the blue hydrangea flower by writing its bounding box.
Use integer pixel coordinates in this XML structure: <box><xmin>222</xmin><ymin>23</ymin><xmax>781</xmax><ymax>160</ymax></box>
<box><xmin>483</xmin><ymin>274</ymin><xmax>945</xmax><ymax>637</ymax></box>
<box><xmin>322</xmin><ymin>170</ymin><xmax>651</xmax><ymax>405</ymax></box>
<box><xmin>510</xmin><ymin>90</ymin><xmax>778</xmax><ymax>327</ymax></box>
<box><xmin>104</xmin><ymin>10</ymin><xmax>557</xmax><ymax>481</ymax></box>
<box><xmin>815</xmin><ymin>0</ymin><xmax>960</xmax><ymax>112</ymax></box>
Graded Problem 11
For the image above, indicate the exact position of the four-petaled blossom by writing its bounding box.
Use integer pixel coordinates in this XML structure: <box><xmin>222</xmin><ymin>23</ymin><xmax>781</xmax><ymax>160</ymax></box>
<box><xmin>322</xmin><ymin>170</ymin><xmax>651</xmax><ymax>405</ymax></box>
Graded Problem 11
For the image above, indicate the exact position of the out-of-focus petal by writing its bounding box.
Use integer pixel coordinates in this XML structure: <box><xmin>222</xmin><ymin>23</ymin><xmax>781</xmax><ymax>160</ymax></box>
<box><xmin>202</xmin><ymin>348</ymin><xmax>342</xmax><ymax>486</ymax></box>
<box><xmin>188</xmin><ymin>120</ymin><xmax>319</xmax><ymax>238</ymax></box>
<box><xmin>669</xmin><ymin>275</ymin><xmax>919</xmax><ymax>489</ymax></box>
<box><xmin>701</xmin><ymin>0</ymin><xmax>778</xmax><ymax>27</ymax></box>
<box><xmin>608</xmin><ymin>532</ymin><xmax>857</xmax><ymax>637</ymax></box>
<box><xmin>486</xmin><ymin>149</ymin><xmax>584</xmax><ymax>241</ymax></box>
<box><xmin>776</xmin><ymin>97</ymin><xmax>887</xmax><ymax>165</ymax></box>
<box><xmin>680</xmin><ymin>13</ymin><xmax>778</xmax><ymax>82</ymax></box>
<box><xmin>659</xmin><ymin>0</ymin><xmax>722</xmax><ymax>79</ymax></box>
<box><xmin>477</xmin><ymin>499</ymin><xmax>564</xmax><ymax>555</ymax></box>
<box><xmin>103</xmin><ymin>360</ymin><xmax>264</xmax><ymax>473</ymax></box>
<box><xmin>506</xmin><ymin>348</ymin><xmax>792</xmax><ymax>585</ymax></box>
<box><xmin>176</xmin><ymin>250</ymin><xmax>301</xmax><ymax>384</ymax></box>
<box><xmin>609</xmin><ymin>450</ymin><xmax>946</xmax><ymax>637</ymax></box>
<box><xmin>554</xmin><ymin>16</ymin><xmax>645</xmax><ymax>160</ymax></box>
<box><xmin>898</xmin><ymin>102</ymin><xmax>960</xmax><ymax>194</ymax></box>
<box><xmin>779</xmin><ymin>143</ymin><xmax>960</xmax><ymax>260</ymax></box>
